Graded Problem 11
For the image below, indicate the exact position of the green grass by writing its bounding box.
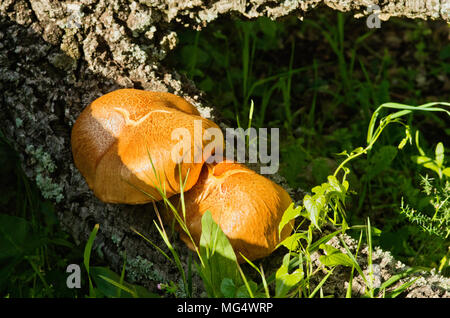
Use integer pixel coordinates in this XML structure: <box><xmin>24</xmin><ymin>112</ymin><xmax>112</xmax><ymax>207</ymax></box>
<box><xmin>138</xmin><ymin>98</ymin><xmax>448</xmax><ymax>298</ymax></box>
<box><xmin>167</xmin><ymin>10</ymin><xmax>450</xmax><ymax>276</ymax></box>
<box><xmin>0</xmin><ymin>130</ymin><xmax>84</xmax><ymax>297</ymax></box>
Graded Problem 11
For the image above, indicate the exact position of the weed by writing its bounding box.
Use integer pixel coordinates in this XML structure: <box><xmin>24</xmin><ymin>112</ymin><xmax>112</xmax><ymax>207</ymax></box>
<box><xmin>0</xmin><ymin>130</ymin><xmax>82</xmax><ymax>298</ymax></box>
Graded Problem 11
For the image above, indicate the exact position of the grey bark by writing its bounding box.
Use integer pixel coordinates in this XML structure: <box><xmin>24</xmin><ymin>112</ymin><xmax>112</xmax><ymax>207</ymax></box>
<box><xmin>0</xmin><ymin>0</ymin><xmax>448</xmax><ymax>297</ymax></box>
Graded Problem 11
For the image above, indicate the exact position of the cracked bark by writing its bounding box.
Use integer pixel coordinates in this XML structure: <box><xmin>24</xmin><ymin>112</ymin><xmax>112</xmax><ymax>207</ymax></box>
<box><xmin>0</xmin><ymin>0</ymin><xmax>448</xmax><ymax>297</ymax></box>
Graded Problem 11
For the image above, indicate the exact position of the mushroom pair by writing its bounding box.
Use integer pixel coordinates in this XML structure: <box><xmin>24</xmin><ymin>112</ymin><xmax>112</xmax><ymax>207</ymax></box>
<box><xmin>71</xmin><ymin>89</ymin><xmax>293</xmax><ymax>263</ymax></box>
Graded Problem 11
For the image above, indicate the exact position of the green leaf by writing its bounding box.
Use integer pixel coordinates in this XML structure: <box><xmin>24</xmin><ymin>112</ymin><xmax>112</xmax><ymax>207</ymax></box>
<box><xmin>277</xmin><ymin>232</ymin><xmax>307</xmax><ymax>251</ymax></box>
<box><xmin>435</xmin><ymin>142</ymin><xmax>444</xmax><ymax>167</ymax></box>
<box><xmin>90</xmin><ymin>266</ymin><xmax>157</xmax><ymax>298</ymax></box>
<box><xmin>198</xmin><ymin>211</ymin><xmax>242</xmax><ymax>297</ymax></box>
<box><xmin>350</xmin><ymin>147</ymin><xmax>364</xmax><ymax>155</ymax></box>
<box><xmin>275</xmin><ymin>254</ymin><xmax>303</xmax><ymax>297</ymax></box>
<box><xmin>0</xmin><ymin>214</ymin><xmax>45</xmax><ymax>261</ymax></box>
<box><xmin>91</xmin><ymin>266</ymin><xmax>133</xmax><ymax>298</ymax></box>
<box><xmin>412</xmin><ymin>155</ymin><xmax>441</xmax><ymax>175</ymax></box>
<box><xmin>414</xmin><ymin>130</ymin><xmax>426</xmax><ymax>156</ymax></box>
<box><xmin>303</xmin><ymin>194</ymin><xmax>326</xmax><ymax>229</ymax></box>
<box><xmin>239</xmin><ymin>254</ymin><xmax>270</xmax><ymax>298</ymax></box>
<box><xmin>311</xmin><ymin>183</ymin><xmax>329</xmax><ymax>196</ymax></box>
<box><xmin>413</xmin><ymin>155</ymin><xmax>433</xmax><ymax>165</ymax></box>
<box><xmin>327</xmin><ymin>175</ymin><xmax>343</xmax><ymax>192</ymax></box>
<box><xmin>84</xmin><ymin>224</ymin><xmax>99</xmax><ymax>297</ymax></box>
<box><xmin>342</xmin><ymin>179</ymin><xmax>349</xmax><ymax>191</ymax></box>
<box><xmin>443</xmin><ymin>167</ymin><xmax>450</xmax><ymax>177</ymax></box>
<box><xmin>236</xmin><ymin>280</ymin><xmax>259</xmax><ymax>298</ymax></box>
<box><xmin>319</xmin><ymin>244</ymin><xmax>354</xmax><ymax>267</ymax></box>
<box><xmin>326</xmin><ymin>175</ymin><xmax>347</xmax><ymax>202</ymax></box>
<box><xmin>278</xmin><ymin>203</ymin><xmax>300</xmax><ymax>237</ymax></box>
<box><xmin>220</xmin><ymin>278</ymin><xmax>236</xmax><ymax>298</ymax></box>
<box><xmin>335</xmin><ymin>150</ymin><xmax>349</xmax><ymax>157</ymax></box>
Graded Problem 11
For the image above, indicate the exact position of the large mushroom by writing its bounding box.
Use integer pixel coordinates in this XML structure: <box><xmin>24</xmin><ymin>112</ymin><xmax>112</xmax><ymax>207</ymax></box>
<box><xmin>168</xmin><ymin>160</ymin><xmax>294</xmax><ymax>263</ymax></box>
<box><xmin>71</xmin><ymin>89</ymin><xmax>223</xmax><ymax>204</ymax></box>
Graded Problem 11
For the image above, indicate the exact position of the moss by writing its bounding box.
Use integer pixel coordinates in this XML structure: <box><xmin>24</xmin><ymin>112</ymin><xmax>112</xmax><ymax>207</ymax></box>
<box><xmin>26</xmin><ymin>145</ymin><xmax>63</xmax><ymax>203</ymax></box>
<box><xmin>111</xmin><ymin>233</ymin><xmax>122</xmax><ymax>246</ymax></box>
<box><xmin>30</xmin><ymin>146</ymin><xmax>56</xmax><ymax>173</ymax></box>
<box><xmin>15</xmin><ymin>118</ymin><xmax>23</xmax><ymax>128</ymax></box>
<box><xmin>35</xmin><ymin>174</ymin><xmax>64</xmax><ymax>203</ymax></box>
<box><xmin>125</xmin><ymin>255</ymin><xmax>166</xmax><ymax>284</ymax></box>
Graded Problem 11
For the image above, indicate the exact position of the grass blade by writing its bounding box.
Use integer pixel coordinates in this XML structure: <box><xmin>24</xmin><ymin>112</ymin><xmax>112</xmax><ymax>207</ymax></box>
<box><xmin>346</xmin><ymin>230</ymin><xmax>363</xmax><ymax>298</ymax></box>
<box><xmin>309</xmin><ymin>267</ymin><xmax>334</xmax><ymax>298</ymax></box>
<box><xmin>130</xmin><ymin>226</ymin><xmax>173</xmax><ymax>264</ymax></box>
<box><xmin>240</xmin><ymin>253</ymin><xmax>270</xmax><ymax>298</ymax></box>
<box><xmin>84</xmin><ymin>223</ymin><xmax>99</xmax><ymax>297</ymax></box>
<box><xmin>99</xmin><ymin>275</ymin><xmax>137</xmax><ymax>298</ymax></box>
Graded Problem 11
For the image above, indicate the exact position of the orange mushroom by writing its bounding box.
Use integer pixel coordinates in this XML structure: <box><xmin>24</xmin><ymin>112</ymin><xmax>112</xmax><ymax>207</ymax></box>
<box><xmin>168</xmin><ymin>160</ymin><xmax>294</xmax><ymax>263</ymax></box>
<box><xmin>71</xmin><ymin>88</ymin><xmax>223</xmax><ymax>204</ymax></box>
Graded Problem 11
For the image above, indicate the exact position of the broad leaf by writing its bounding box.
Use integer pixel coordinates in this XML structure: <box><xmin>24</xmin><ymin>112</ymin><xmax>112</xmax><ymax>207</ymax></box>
<box><xmin>278</xmin><ymin>203</ymin><xmax>301</xmax><ymax>237</ymax></box>
<box><xmin>303</xmin><ymin>194</ymin><xmax>326</xmax><ymax>229</ymax></box>
<box><xmin>435</xmin><ymin>142</ymin><xmax>444</xmax><ymax>167</ymax></box>
<box><xmin>443</xmin><ymin>167</ymin><xmax>450</xmax><ymax>177</ymax></box>
<box><xmin>275</xmin><ymin>253</ymin><xmax>303</xmax><ymax>297</ymax></box>
<box><xmin>319</xmin><ymin>244</ymin><xmax>354</xmax><ymax>267</ymax></box>
<box><xmin>236</xmin><ymin>280</ymin><xmax>259</xmax><ymax>298</ymax></box>
<box><xmin>220</xmin><ymin>278</ymin><xmax>236</xmax><ymax>298</ymax></box>
<box><xmin>277</xmin><ymin>232</ymin><xmax>307</xmax><ymax>251</ymax></box>
<box><xmin>0</xmin><ymin>214</ymin><xmax>45</xmax><ymax>261</ymax></box>
<box><xmin>198</xmin><ymin>211</ymin><xmax>242</xmax><ymax>297</ymax></box>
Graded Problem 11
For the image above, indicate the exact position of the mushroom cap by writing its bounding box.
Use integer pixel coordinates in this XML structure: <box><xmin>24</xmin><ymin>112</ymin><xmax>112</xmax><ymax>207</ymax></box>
<box><xmin>71</xmin><ymin>88</ymin><xmax>223</xmax><ymax>204</ymax></box>
<box><xmin>169</xmin><ymin>160</ymin><xmax>294</xmax><ymax>263</ymax></box>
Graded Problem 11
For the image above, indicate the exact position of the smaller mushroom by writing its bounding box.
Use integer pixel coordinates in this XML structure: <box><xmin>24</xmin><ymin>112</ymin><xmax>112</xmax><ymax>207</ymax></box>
<box><xmin>168</xmin><ymin>160</ymin><xmax>294</xmax><ymax>263</ymax></box>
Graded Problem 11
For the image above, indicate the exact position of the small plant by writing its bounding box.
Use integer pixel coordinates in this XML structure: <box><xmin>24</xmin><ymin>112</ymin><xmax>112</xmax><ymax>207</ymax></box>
<box><xmin>132</xmin><ymin>100</ymin><xmax>450</xmax><ymax>298</ymax></box>
<box><xmin>0</xmin><ymin>131</ymin><xmax>81</xmax><ymax>298</ymax></box>
<box><xmin>133</xmin><ymin>157</ymin><xmax>261</xmax><ymax>298</ymax></box>
<box><xmin>398</xmin><ymin>135</ymin><xmax>449</xmax><ymax>272</ymax></box>
<box><xmin>400</xmin><ymin>175</ymin><xmax>449</xmax><ymax>240</ymax></box>
<box><xmin>83</xmin><ymin>223</ymin><xmax>157</xmax><ymax>298</ymax></box>
<box><xmin>259</xmin><ymin>101</ymin><xmax>450</xmax><ymax>297</ymax></box>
